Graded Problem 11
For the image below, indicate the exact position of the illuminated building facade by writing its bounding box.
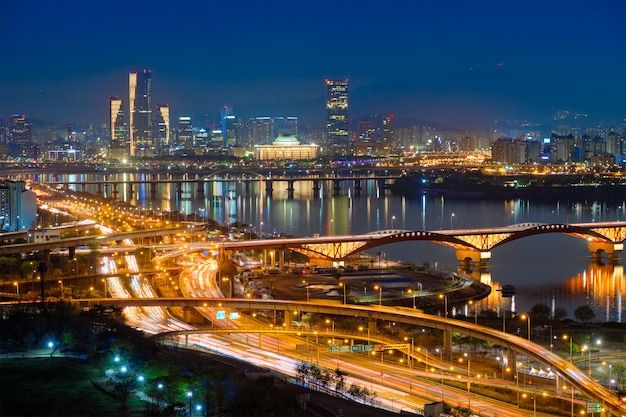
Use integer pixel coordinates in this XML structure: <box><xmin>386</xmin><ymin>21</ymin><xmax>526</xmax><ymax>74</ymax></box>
<box><xmin>177</xmin><ymin>117</ymin><xmax>193</xmax><ymax>150</ymax></box>
<box><xmin>109</xmin><ymin>96</ymin><xmax>128</xmax><ymax>160</ymax></box>
<box><xmin>255</xmin><ymin>134</ymin><xmax>318</xmax><ymax>160</ymax></box>
<box><xmin>325</xmin><ymin>79</ymin><xmax>349</xmax><ymax>147</ymax></box>
<box><xmin>0</xmin><ymin>180</ymin><xmax>36</xmax><ymax>232</ymax></box>
<box><xmin>129</xmin><ymin>69</ymin><xmax>153</xmax><ymax>156</ymax></box>
<box><xmin>154</xmin><ymin>104</ymin><xmax>170</xmax><ymax>155</ymax></box>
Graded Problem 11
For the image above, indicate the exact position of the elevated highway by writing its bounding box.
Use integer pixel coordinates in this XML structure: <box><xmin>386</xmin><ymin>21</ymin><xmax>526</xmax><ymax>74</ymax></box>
<box><xmin>98</xmin><ymin>297</ymin><xmax>624</xmax><ymax>416</ymax></box>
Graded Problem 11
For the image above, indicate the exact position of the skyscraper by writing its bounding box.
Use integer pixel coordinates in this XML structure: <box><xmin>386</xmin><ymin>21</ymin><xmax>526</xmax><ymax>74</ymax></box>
<box><xmin>177</xmin><ymin>117</ymin><xmax>193</xmax><ymax>150</ymax></box>
<box><xmin>155</xmin><ymin>104</ymin><xmax>170</xmax><ymax>155</ymax></box>
<box><xmin>129</xmin><ymin>69</ymin><xmax>153</xmax><ymax>156</ymax></box>
<box><xmin>109</xmin><ymin>96</ymin><xmax>128</xmax><ymax>160</ymax></box>
<box><xmin>10</xmin><ymin>114</ymin><xmax>32</xmax><ymax>146</ymax></box>
<box><xmin>325</xmin><ymin>79</ymin><xmax>349</xmax><ymax>146</ymax></box>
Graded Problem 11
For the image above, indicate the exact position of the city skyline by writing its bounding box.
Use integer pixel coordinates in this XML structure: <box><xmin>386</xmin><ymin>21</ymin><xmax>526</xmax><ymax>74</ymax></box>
<box><xmin>1</xmin><ymin>0</ymin><xmax>625</xmax><ymax>129</ymax></box>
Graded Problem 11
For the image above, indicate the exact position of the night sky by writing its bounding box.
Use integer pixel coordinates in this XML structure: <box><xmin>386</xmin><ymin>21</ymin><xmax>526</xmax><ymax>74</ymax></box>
<box><xmin>1</xmin><ymin>0</ymin><xmax>625</xmax><ymax>129</ymax></box>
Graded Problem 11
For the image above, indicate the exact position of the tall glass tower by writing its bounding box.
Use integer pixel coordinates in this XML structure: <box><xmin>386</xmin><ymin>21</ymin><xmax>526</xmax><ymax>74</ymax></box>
<box><xmin>325</xmin><ymin>79</ymin><xmax>349</xmax><ymax>146</ymax></box>
<box><xmin>129</xmin><ymin>69</ymin><xmax>153</xmax><ymax>156</ymax></box>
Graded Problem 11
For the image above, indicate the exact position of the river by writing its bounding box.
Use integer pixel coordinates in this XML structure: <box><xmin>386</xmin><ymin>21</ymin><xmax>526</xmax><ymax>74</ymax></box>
<box><xmin>33</xmin><ymin>172</ymin><xmax>625</xmax><ymax>323</ymax></box>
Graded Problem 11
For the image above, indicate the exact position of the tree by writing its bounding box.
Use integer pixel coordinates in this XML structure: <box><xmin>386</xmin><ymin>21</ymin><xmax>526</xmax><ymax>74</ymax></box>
<box><xmin>574</xmin><ymin>305</ymin><xmax>596</xmax><ymax>323</ymax></box>
<box><xmin>553</xmin><ymin>307</ymin><xmax>567</xmax><ymax>322</ymax></box>
<box><xmin>529</xmin><ymin>303</ymin><xmax>551</xmax><ymax>323</ymax></box>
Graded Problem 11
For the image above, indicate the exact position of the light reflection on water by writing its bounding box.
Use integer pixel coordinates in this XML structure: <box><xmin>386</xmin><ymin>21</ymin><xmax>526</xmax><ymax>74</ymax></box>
<box><xmin>41</xmin><ymin>173</ymin><xmax>625</xmax><ymax>322</ymax></box>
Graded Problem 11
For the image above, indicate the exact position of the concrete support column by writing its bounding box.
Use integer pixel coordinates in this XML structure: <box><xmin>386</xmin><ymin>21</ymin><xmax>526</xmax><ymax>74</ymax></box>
<box><xmin>96</xmin><ymin>183</ymin><xmax>103</xmax><ymax>195</ymax></box>
<box><xmin>507</xmin><ymin>350</ymin><xmax>517</xmax><ymax>378</ymax></box>
<box><xmin>332</xmin><ymin>179</ymin><xmax>340</xmax><ymax>196</ymax></box>
<box><xmin>287</xmin><ymin>180</ymin><xmax>295</xmax><ymax>199</ymax></box>
<box><xmin>588</xmin><ymin>241</ymin><xmax>622</xmax><ymax>263</ymax></box>
<box><xmin>455</xmin><ymin>249</ymin><xmax>491</xmax><ymax>270</ymax></box>
<box><xmin>312</xmin><ymin>180</ymin><xmax>320</xmax><ymax>195</ymax></box>
<box><xmin>112</xmin><ymin>183</ymin><xmax>119</xmax><ymax>199</ymax></box>
<box><xmin>443</xmin><ymin>330</ymin><xmax>452</xmax><ymax>361</ymax></box>
<box><xmin>128</xmin><ymin>183</ymin><xmax>134</xmax><ymax>198</ymax></box>
<box><xmin>265</xmin><ymin>180</ymin><xmax>273</xmax><ymax>197</ymax></box>
<box><xmin>197</xmin><ymin>180</ymin><xmax>204</xmax><ymax>194</ymax></box>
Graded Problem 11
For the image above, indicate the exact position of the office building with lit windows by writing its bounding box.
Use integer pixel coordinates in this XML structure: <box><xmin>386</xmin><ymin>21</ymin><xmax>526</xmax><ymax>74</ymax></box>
<box><xmin>155</xmin><ymin>104</ymin><xmax>170</xmax><ymax>155</ymax></box>
<box><xmin>325</xmin><ymin>79</ymin><xmax>349</xmax><ymax>147</ymax></box>
<box><xmin>109</xmin><ymin>96</ymin><xmax>128</xmax><ymax>160</ymax></box>
<box><xmin>129</xmin><ymin>69</ymin><xmax>153</xmax><ymax>156</ymax></box>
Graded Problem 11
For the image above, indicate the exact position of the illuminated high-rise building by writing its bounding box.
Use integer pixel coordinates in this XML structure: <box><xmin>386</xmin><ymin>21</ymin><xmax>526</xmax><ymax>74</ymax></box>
<box><xmin>109</xmin><ymin>96</ymin><xmax>128</xmax><ymax>159</ymax></box>
<box><xmin>221</xmin><ymin>106</ymin><xmax>238</xmax><ymax>147</ymax></box>
<box><xmin>10</xmin><ymin>114</ymin><xmax>32</xmax><ymax>145</ymax></box>
<box><xmin>154</xmin><ymin>104</ymin><xmax>170</xmax><ymax>155</ymax></box>
<box><xmin>382</xmin><ymin>114</ymin><xmax>395</xmax><ymax>147</ymax></box>
<box><xmin>325</xmin><ymin>79</ymin><xmax>349</xmax><ymax>146</ymax></box>
<box><xmin>129</xmin><ymin>69</ymin><xmax>153</xmax><ymax>156</ymax></box>
<box><xmin>177</xmin><ymin>117</ymin><xmax>193</xmax><ymax>149</ymax></box>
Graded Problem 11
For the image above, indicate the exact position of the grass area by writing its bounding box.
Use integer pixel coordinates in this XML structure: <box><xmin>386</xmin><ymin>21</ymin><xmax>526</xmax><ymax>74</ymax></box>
<box><xmin>0</xmin><ymin>357</ymin><xmax>144</xmax><ymax>417</ymax></box>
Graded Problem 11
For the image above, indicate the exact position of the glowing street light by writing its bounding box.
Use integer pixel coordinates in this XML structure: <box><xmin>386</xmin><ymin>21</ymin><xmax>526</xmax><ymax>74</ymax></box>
<box><xmin>339</xmin><ymin>282</ymin><xmax>347</xmax><ymax>304</ymax></box>
<box><xmin>439</xmin><ymin>294</ymin><xmax>448</xmax><ymax>317</ymax></box>
<box><xmin>374</xmin><ymin>285</ymin><xmax>382</xmax><ymax>306</ymax></box>
<box><xmin>563</xmin><ymin>334</ymin><xmax>573</xmax><ymax>362</ymax></box>
<box><xmin>521</xmin><ymin>313</ymin><xmax>531</xmax><ymax>341</ymax></box>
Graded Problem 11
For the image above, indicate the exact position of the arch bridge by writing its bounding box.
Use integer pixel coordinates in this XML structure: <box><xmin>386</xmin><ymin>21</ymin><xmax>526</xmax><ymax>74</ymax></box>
<box><xmin>219</xmin><ymin>221</ymin><xmax>626</xmax><ymax>268</ymax></box>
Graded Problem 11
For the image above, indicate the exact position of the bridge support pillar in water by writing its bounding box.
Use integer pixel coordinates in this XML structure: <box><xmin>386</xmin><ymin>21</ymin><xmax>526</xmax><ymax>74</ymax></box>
<box><xmin>265</xmin><ymin>180</ymin><xmax>273</xmax><ymax>198</ymax></box>
<box><xmin>287</xmin><ymin>180</ymin><xmax>295</xmax><ymax>199</ymax></box>
<box><xmin>455</xmin><ymin>249</ymin><xmax>491</xmax><ymax>270</ymax></box>
<box><xmin>588</xmin><ymin>241</ymin><xmax>622</xmax><ymax>263</ymax></box>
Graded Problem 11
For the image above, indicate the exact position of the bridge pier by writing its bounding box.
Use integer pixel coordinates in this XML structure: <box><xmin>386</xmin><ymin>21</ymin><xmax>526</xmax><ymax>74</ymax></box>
<box><xmin>312</xmin><ymin>180</ymin><xmax>320</xmax><ymax>197</ymax></box>
<box><xmin>287</xmin><ymin>180</ymin><xmax>294</xmax><ymax>199</ymax></box>
<box><xmin>353</xmin><ymin>179</ymin><xmax>361</xmax><ymax>196</ymax></box>
<box><xmin>332</xmin><ymin>179</ymin><xmax>340</xmax><ymax>196</ymax></box>
<box><xmin>112</xmin><ymin>183</ymin><xmax>119</xmax><ymax>199</ymax></box>
<box><xmin>455</xmin><ymin>249</ymin><xmax>491</xmax><ymax>270</ymax></box>
<box><xmin>176</xmin><ymin>182</ymin><xmax>183</xmax><ymax>198</ymax></box>
<box><xmin>96</xmin><ymin>183</ymin><xmax>103</xmax><ymax>196</ymax></box>
<box><xmin>128</xmin><ymin>183</ymin><xmax>134</xmax><ymax>199</ymax></box>
<box><xmin>197</xmin><ymin>180</ymin><xmax>204</xmax><ymax>194</ymax></box>
<box><xmin>588</xmin><ymin>241</ymin><xmax>622</xmax><ymax>263</ymax></box>
<box><xmin>265</xmin><ymin>180</ymin><xmax>273</xmax><ymax>197</ymax></box>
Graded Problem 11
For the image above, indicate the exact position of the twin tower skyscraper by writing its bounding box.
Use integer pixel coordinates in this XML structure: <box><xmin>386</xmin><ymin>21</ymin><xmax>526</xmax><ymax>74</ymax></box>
<box><xmin>110</xmin><ymin>69</ymin><xmax>169</xmax><ymax>159</ymax></box>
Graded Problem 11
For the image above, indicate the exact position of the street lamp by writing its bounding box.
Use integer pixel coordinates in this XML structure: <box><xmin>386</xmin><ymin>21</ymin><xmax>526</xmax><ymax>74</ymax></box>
<box><xmin>391</xmin><ymin>215</ymin><xmax>396</xmax><ymax>229</ymax></box>
<box><xmin>404</xmin><ymin>336</ymin><xmax>414</xmax><ymax>370</ymax></box>
<box><xmin>374</xmin><ymin>285</ymin><xmax>382</xmax><ymax>306</ymax></box>
<box><xmin>303</xmin><ymin>279</ymin><xmax>309</xmax><ymax>302</ymax></box>
<box><xmin>459</xmin><ymin>353</ymin><xmax>471</xmax><ymax>411</ymax></box>
<box><xmin>450</xmin><ymin>212</ymin><xmax>455</xmax><ymax>229</ymax></box>
<box><xmin>521</xmin><ymin>313</ymin><xmax>531</xmax><ymax>341</ymax></box>
<box><xmin>102</xmin><ymin>278</ymin><xmax>107</xmax><ymax>298</ymax></box>
<box><xmin>439</xmin><ymin>294</ymin><xmax>448</xmax><ymax>317</ymax></box>
<box><xmin>339</xmin><ymin>282</ymin><xmax>347</xmax><ymax>304</ymax></box>
<box><xmin>13</xmin><ymin>281</ymin><xmax>19</xmax><ymax>296</ymax></box>
<box><xmin>187</xmin><ymin>391</ymin><xmax>192</xmax><ymax>417</ymax></box>
<box><xmin>468</xmin><ymin>300</ymin><xmax>477</xmax><ymax>324</ymax></box>
<box><xmin>325</xmin><ymin>319</ymin><xmax>335</xmax><ymax>332</ymax></box>
<box><xmin>563</xmin><ymin>334</ymin><xmax>573</xmax><ymax>362</ymax></box>
<box><xmin>408</xmin><ymin>288</ymin><xmax>416</xmax><ymax>308</ymax></box>
<box><xmin>58</xmin><ymin>280</ymin><xmax>64</xmax><ymax>297</ymax></box>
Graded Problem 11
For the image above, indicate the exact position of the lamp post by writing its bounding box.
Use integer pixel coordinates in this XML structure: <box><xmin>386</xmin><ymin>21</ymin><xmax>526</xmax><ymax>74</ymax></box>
<box><xmin>339</xmin><ymin>282</ymin><xmax>347</xmax><ymax>304</ymax></box>
<box><xmin>521</xmin><ymin>314</ymin><xmax>531</xmax><ymax>341</ymax></box>
<box><xmin>187</xmin><ymin>391</ymin><xmax>193</xmax><ymax>417</ymax></box>
<box><xmin>563</xmin><ymin>335</ymin><xmax>573</xmax><ymax>362</ymax></box>
<box><xmin>391</xmin><ymin>215</ymin><xmax>395</xmax><ymax>229</ymax></box>
<box><xmin>460</xmin><ymin>353</ymin><xmax>471</xmax><ymax>411</ymax></box>
<box><xmin>404</xmin><ymin>337</ymin><xmax>414</xmax><ymax>371</ymax></box>
<box><xmin>375</xmin><ymin>285</ymin><xmax>382</xmax><ymax>306</ymax></box>
<box><xmin>439</xmin><ymin>294</ymin><xmax>448</xmax><ymax>317</ymax></box>
<box><xmin>450</xmin><ymin>213</ymin><xmax>455</xmax><ymax>229</ymax></box>
<box><xmin>102</xmin><ymin>278</ymin><xmax>107</xmax><ymax>298</ymax></box>
<box><xmin>303</xmin><ymin>280</ymin><xmax>309</xmax><ymax>302</ymax></box>
<box><xmin>325</xmin><ymin>319</ymin><xmax>335</xmax><ymax>332</ymax></box>
<box><xmin>13</xmin><ymin>281</ymin><xmax>19</xmax><ymax>296</ymax></box>
<box><xmin>59</xmin><ymin>280</ymin><xmax>64</xmax><ymax>297</ymax></box>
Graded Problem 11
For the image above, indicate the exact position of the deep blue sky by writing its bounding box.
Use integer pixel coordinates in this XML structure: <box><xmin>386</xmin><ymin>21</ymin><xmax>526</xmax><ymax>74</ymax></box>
<box><xmin>1</xmin><ymin>0</ymin><xmax>625</xmax><ymax>129</ymax></box>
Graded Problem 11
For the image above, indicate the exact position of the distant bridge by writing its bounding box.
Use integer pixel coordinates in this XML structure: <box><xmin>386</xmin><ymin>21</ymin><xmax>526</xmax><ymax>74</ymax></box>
<box><xmin>214</xmin><ymin>221</ymin><xmax>626</xmax><ymax>267</ymax></box>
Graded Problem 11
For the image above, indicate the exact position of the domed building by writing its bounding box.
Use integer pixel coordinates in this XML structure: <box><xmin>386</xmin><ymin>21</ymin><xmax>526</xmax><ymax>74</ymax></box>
<box><xmin>254</xmin><ymin>134</ymin><xmax>318</xmax><ymax>161</ymax></box>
